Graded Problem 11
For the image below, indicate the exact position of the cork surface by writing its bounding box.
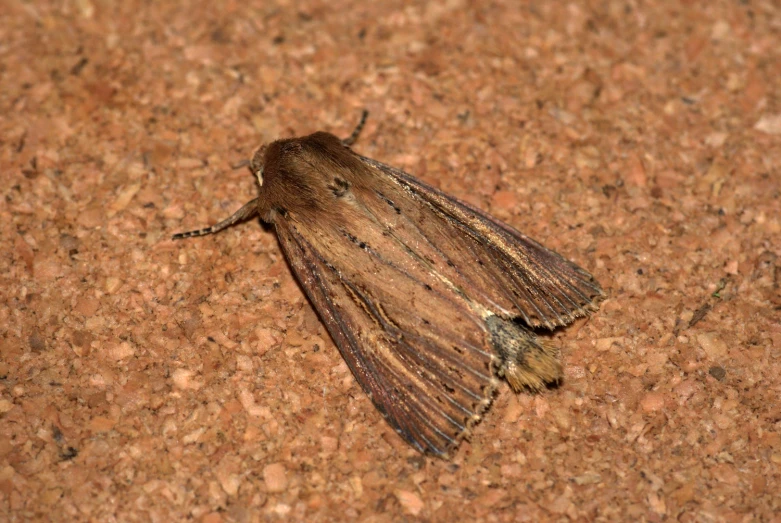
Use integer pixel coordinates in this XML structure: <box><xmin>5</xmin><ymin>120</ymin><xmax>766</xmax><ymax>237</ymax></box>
<box><xmin>2</xmin><ymin>0</ymin><xmax>780</xmax><ymax>521</ymax></box>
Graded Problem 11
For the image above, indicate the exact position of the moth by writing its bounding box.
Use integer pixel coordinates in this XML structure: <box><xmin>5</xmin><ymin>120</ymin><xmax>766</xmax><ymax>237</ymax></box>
<box><xmin>173</xmin><ymin>112</ymin><xmax>604</xmax><ymax>458</ymax></box>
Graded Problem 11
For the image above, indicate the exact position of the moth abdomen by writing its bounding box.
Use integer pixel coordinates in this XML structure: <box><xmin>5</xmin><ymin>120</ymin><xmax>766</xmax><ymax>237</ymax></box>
<box><xmin>485</xmin><ymin>314</ymin><xmax>562</xmax><ymax>392</ymax></box>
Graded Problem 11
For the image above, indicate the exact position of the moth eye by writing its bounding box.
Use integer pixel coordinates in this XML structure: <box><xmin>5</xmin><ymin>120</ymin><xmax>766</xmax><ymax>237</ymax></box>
<box><xmin>249</xmin><ymin>144</ymin><xmax>267</xmax><ymax>186</ymax></box>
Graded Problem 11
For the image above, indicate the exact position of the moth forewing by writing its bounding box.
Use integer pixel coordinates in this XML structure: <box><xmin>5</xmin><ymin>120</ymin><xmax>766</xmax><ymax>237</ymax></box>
<box><xmin>172</xmin><ymin>114</ymin><xmax>604</xmax><ymax>457</ymax></box>
<box><xmin>274</xmin><ymin>218</ymin><xmax>498</xmax><ymax>456</ymax></box>
<box><xmin>359</xmin><ymin>155</ymin><xmax>605</xmax><ymax>328</ymax></box>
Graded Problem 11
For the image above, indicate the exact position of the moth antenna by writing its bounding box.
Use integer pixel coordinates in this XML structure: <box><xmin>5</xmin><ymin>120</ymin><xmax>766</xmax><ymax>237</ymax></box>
<box><xmin>342</xmin><ymin>109</ymin><xmax>369</xmax><ymax>146</ymax></box>
<box><xmin>172</xmin><ymin>198</ymin><xmax>260</xmax><ymax>240</ymax></box>
<box><xmin>230</xmin><ymin>159</ymin><xmax>251</xmax><ymax>171</ymax></box>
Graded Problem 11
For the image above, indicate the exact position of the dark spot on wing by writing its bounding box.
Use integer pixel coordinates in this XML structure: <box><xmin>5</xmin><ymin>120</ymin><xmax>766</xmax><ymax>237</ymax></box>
<box><xmin>376</xmin><ymin>191</ymin><xmax>402</xmax><ymax>214</ymax></box>
<box><xmin>344</xmin><ymin>231</ymin><xmax>369</xmax><ymax>250</ymax></box>
<box><xmin>328</xmin><ymin>177</ymin><xmax>350</xmax><ymax>197</ymax></box>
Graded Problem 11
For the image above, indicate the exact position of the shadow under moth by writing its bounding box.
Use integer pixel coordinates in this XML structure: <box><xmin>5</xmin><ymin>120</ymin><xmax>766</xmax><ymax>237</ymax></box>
<box><xmin>173</xmin><ymin>112</ymin><xmax>604</xmax><ymax>458</ymax></box>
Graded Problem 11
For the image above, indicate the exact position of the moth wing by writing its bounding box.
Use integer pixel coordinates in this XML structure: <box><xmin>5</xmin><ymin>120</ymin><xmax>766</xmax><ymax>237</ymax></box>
<box><xmin>274</xmin><ymin>215</ymin><xmax>500</xmax><ymax>457</ymax></box>
<box><xmin>359</xmin><ymin>156</ymin><xmax>604</xmax><ymax>329</ymax></box>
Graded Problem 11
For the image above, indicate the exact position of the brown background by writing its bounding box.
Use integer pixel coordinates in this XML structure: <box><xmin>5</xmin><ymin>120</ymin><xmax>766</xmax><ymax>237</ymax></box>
<box><xmin>2</xmin><ymin>0</ymin><xmax>780</xmax><ymax>521</ymax></box>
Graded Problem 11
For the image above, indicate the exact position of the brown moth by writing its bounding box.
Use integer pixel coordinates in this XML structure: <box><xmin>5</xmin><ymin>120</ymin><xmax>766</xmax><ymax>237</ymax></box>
<box><xmin>173</xmin><ymin>112</ymin><xmax>604</xmax><ymax>458</ymax></box>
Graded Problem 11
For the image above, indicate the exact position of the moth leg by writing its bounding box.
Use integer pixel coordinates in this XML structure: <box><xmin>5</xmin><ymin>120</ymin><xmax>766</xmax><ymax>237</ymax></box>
<box><xmin>342</xmin><ymin>110</ymin><xmax>369</xmax><ymax>146</ymax></box>
<box><xmin>172</xmin><ymin>198</ymin><xmax>260</xmax><ymax>239</ymax></box>
<box><xmin>486</xmin><ymin>315</ymin><xmax>562</xmax><ymax>392</ymax></box>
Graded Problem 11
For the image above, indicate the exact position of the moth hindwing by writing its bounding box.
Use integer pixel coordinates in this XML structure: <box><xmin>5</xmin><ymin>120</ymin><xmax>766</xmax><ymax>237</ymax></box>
<box><xmin>173</xmin><ymin>113</ymin><xmax>604</xmax><ymax>457</ymax></box>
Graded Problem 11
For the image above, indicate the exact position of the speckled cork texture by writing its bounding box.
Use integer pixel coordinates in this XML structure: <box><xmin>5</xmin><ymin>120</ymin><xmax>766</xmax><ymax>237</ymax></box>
<box><xmin>2</xmin><ymin>0</ymin><xmax>780</xmax><ymax>521</ymax></box>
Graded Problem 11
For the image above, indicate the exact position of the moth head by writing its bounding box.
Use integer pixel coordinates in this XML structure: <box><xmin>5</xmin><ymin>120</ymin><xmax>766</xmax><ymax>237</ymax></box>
<box><xmin>249</xmin><ymin>144</ymin><xmax>268</xmax><ymax>187</ymax></box>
